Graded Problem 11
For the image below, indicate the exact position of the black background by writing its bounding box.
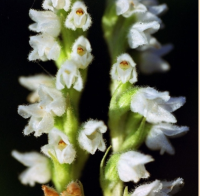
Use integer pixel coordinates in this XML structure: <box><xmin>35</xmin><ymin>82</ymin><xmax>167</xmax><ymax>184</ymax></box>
<box><xmin>0</xmin><ymin>0</ymin><xmax>198</xmax><ymax>195</ymax></box>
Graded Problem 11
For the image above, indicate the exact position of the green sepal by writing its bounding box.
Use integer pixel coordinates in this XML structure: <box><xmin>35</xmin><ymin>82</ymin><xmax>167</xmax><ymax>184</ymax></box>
<box><xmin>123</xmin><ymin>186</ymin><xmax>129</xmax><ymax>196</ymax></box>
<box><xmin>124</xmin><ymin>112</ymin><xmax>143</xmax><ymax>137</ymax></box>
<box><xmin>54</xmin><ymin>116</ymin><xmax>64</xmax><ymax>131</ymax></box>
<box><xmin>104</xmin><ymin>153</ymin><xmax>121</xmax><ymax>182</ymax></box>
<box><xmin>50</xmin><ymin>152</ymin><xmax>72</xmax><ymax>192</ymax></box>
<box><xmin>109</xmin><ymin>82</ymin><xmax>135</xmax><ymax>120</ymax></box>
<box><xmin>121</xmin><ymin>117</ymin><xmax>152</xmax><ymax>151</ymax></box>
<box><xmin>63</xmin><ymin>94</ymin><xmax>79</xmax><ymax>145</ymax></box>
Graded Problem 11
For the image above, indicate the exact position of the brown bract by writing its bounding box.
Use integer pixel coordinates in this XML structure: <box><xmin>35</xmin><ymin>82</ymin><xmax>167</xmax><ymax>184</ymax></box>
<box><xmin>42</xmin><ymin>185</ymin><xmax>59</xmax><ymax>196</ymax></box>
<box><xmin>61</xmin><ymin>182</ymin><xmax>82</xmax><ymax>196</ymax></box>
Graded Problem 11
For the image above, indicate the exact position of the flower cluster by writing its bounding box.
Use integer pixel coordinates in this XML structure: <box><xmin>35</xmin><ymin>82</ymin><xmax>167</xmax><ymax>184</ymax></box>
<box><xmin>14</xmin><ymin>71</ymin><xmax>107</xmax><ymax>185</ymax></box>
<box><xmin>112</xmin><ymin>0</ymin><xmax>173</xmax><ymax>74</ymax></box>
<box><xmin>131</xmin><ymin>87</ymin><xmax>189</xmax><ymax>155</ymax></box>
<box><xmin>116</xmin><ymin>152</ymin><xmax>184</xmax><ymax>196</ymax></box>
<box><xmin>28</xmin><ymin>0</ymin><xmax>92</xmax><ymax>62</ymax></box>
<box><xmin>56</xmin><ymin>36</ymin><xmax>93</xmax><ymax>91</ymax></box>
<box><xmin>18</xmin><ymin>84</ymin><xmax>66</xmax><ymax>136</ymax></box>
<box><xmin>11</xmin><ymin>0</ymin><xmax>189</xmax><ymax>195</ymax></box>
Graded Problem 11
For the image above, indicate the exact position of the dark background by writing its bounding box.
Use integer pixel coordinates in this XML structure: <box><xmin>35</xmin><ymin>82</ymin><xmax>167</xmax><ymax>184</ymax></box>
<box><xmin>0</xmin><ymin>0</ymin><xmax>198</xmax><ymax>195</ymax></box>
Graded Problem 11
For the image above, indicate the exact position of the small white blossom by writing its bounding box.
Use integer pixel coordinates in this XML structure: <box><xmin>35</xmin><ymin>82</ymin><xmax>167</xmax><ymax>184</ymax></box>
<box><xmin>137</xmin><ymin>34</ymin><xmax>161</xmax><ymax>51</ymax></box>
<box><xmin>128</xmin><ymin>21</ymin><xmax>160</xmax><ymax>49</ymax></box>
<box><xmin>56</xmin><ymin>60</ymin><xmax>83</xmax><ymax>91</ymax></box>
<box><xmin>131</xmin><ymin>178</ymin><xmax>184</xmax><ymax>196</ymax></box>
<box><xmin>110</xmin><ymin>53</ymin><xmax>137</xmax><ymax>84</ymax></box>
<box><xmin>141</xmin><ymin>0</ymin><xmax>168</xmax><ymax>16</ymax></box>
<box><xmin>117</xmin><ymin>151</ymin><xmax>153</xmax><ymax>183</ymax></box>
<box><xmin>19</xmin><ymin>74</ymin><xmax>54</xmax><ymax>103</ymax></box>
<box><xmin>41</xmin><ymin>128</ymin><xmax>76</xmax><ymax>164</ymax></box>
<box><xmin>18</xmin><ymin>103</ymin><xmax>54</xmax><ymax>136</ymax></box>
<box><xmin>136</xmin><ymin>9</ymin><xmax>162</xmax><ymax>24</ymax></box>
<box><xmin>11</xmin><ymin>150</ymin><xmax>51</xmax><ymax>186</ymax></box>
<box><xmin>65</xmin><ymin>1</ymin><xmax>92</xmax><ymax>31</ymax></box>
<box><xmin>130</xmin><ymin>87</ymin><xmax>186</xmax><ymax>124</ymax></box>
<box><xmin>43</xmin><ymin>0</ymin><xmax>71</xmax><ymax>12</ymax></box>
<box><xmin>139</xmin><ymin>44</ymin><xmax>173</xmax><ymax>74</ymax></box>
<box><xmin>28</xmin><ymin>33</ymin><xmax>60</xmax><ymax>61</ymax></box>
<box><xmin>161</xmin><ymin>178</ymin><xmax>184</xmax><ymax>195</ymax></box>
<box><xmin>38</xmin><ymin>85</ymin><xmax>66</xmax><ymax>116</ymax></box>
<box><xmin>116</xmin><ymin>0</ymin><xmax>147</xmax><ymax>17</ymax></box>
<box><xmin>29</xmin><ymin>9</ymin><xmax>61</xmax><ymax>37</ymax></box>
<box><xmin>18</xmin><ymin>85</ymin><xmax>66</xmax><ymax>136</ymax></box>
<box><xmin>78</xmin><ymin>120</ymin><xmax>107</xmax><ymax>154</ymax></box>
<box><xmin>71</xmin><ymin>36</ymin><xmax>93</xmax><ymax>69</ymax></box>
<box><xmin>148</xmin><ymin>4</ymin><xmax>168</xmax><ymax>16</ymax></box>
<box><xmin>146</xmin><ymin>123</ymin><xmax>189</xmax><ymax>155</ymax></box>
<box><xmin>140</xmin><ymin>0</ymin><xmax>158</xmax><ymax>7</ymax></box>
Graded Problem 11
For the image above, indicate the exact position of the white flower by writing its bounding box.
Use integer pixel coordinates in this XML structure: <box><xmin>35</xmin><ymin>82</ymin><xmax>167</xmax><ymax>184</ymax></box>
<box><xmin>131</xmin><ymin>178</ymin><xmax>184</xmax><ymax>196</ymax></box>
<box><xmin>18</xmin><ymin>85</ymin><xmax>66</xmax><ymax>136</ymax></box>
<box><xmin>11</xmin><ymin>150</ymin><xmax>51</xmax><ymax>186</ymax></box>
<box><xmin>148</xmin><ymin>4</ymin><xmax>168</xmax><ymax>16</ymax></box>
<box><xmin>28</xmin><ymin>33</ymin><xmax>60</xmax><ymax>61</ymax></box>
<box><xmin>117</xmin><ymin>151</ymin><xmax>153</xmax><ymax>183</ymax></box>
<box><xmin>139</xmin><ymin>44</ymin><xmax>173</xmax><ymax>74</ymax></box>
<box><xmin>41</xmin><ymin>128</ymin><xmax>76</xmax><ymax>164</ymax></box>
<box><xmin>42</xmin><ymin>0</ymin><xmax>71</xmax><ymax>12</ymax></box>
<box><xmin>136</xmin><ymin>10</ymin><xmax>162</xmax><ymax>25</ymax></box>
<box><xmin>78</xmin><ymin>120</ymin><xmax>107</xmax><ymax>154</ymax></box>
<box><xmin>18</xmin><ymin>103</ymin><xmax>54</xmax><ymax>136</ymax></box>
<box><xmin>65</xmin><ymin>1</ymin><xmax>92</xmax><ymax>31</ymax></box>
<box><xmin>56</xmin><ymin>60</ymin><xmax>83</xmax><ymax>91</ymax></box>
<box><xmin>19</xmin><ymin>74</ymin><xmax>54</xmax><ymax>103</ymax></box>
<box><xmin>38</xmin><ymin>85</ymin><xmax>66</xmax><ymax>116</ymax></box>
<box><xmin>116</xmin><ymin>0</ymin><xmax>147</xmax><ymax>17</ymax></box>
<box><xmin>110</xmin><ymin>53</ymin><xmax>137</xmax><ymax>84</ymax></box>
<box><xmin>130</xmin><ymin>87</ymin><xmax>186</xmax><ymax>124</ymax></box>
<box><xmin>141</xmin><ymin>0</ymin><xmax>168</xmax><ymax>16</ymax></box>
<box><xmin>29</xmin><ymin>9</ymin><xmax>61</xmax><ymax>37</ymax></box>
<box><xmin>137</xmin><ymin>34</ymin><xmax>161</xmax><ymax>51</ymax></box>
<box><xmin>146</xmin><ymin>123</ymin><xmax>189</xmax><ymax>155</ymax></box>
<box><xmin>161</xmin><ymin>178</ymin><xmax>184</xmax><ymax>195</ymax></box>
<box><xmin>71</xmin><ymin>36</ymin><xmax>93</xmax><ymax>69</ymax></box>
<box><xmin>140</xmin><ymin>0</ymin><xmax>158</xmax><ymax>7</ymax></box>
<box><xmin>128</xmin><ymin>21</ymin><xmax>160</xmax><ymax>49</ymax></box>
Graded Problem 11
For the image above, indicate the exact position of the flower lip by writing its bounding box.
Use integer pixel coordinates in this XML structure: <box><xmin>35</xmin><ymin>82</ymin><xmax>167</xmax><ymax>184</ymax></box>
<box><xmin>119</xmin><ymin>60</ymin><xmax>131</xmax><ymax>70</ymax></box>
<box><xmin>64</xmin><ymin>69</ymin><xmax>71</xmax><ymax>74</ymax></box>
<box><xmin>76</xmin><ymin>8</ymin><xmax>84</xmax><ymax>15</ymax></box>
<box><xmin>58</xmin><ymin>140</ymin><xmax>67</xmax><ymax>150</ymax></box>
<box><xmin>77</xmin><ymin>45</ymin><xmax>86</xmax><ymax>56</ymax></box>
